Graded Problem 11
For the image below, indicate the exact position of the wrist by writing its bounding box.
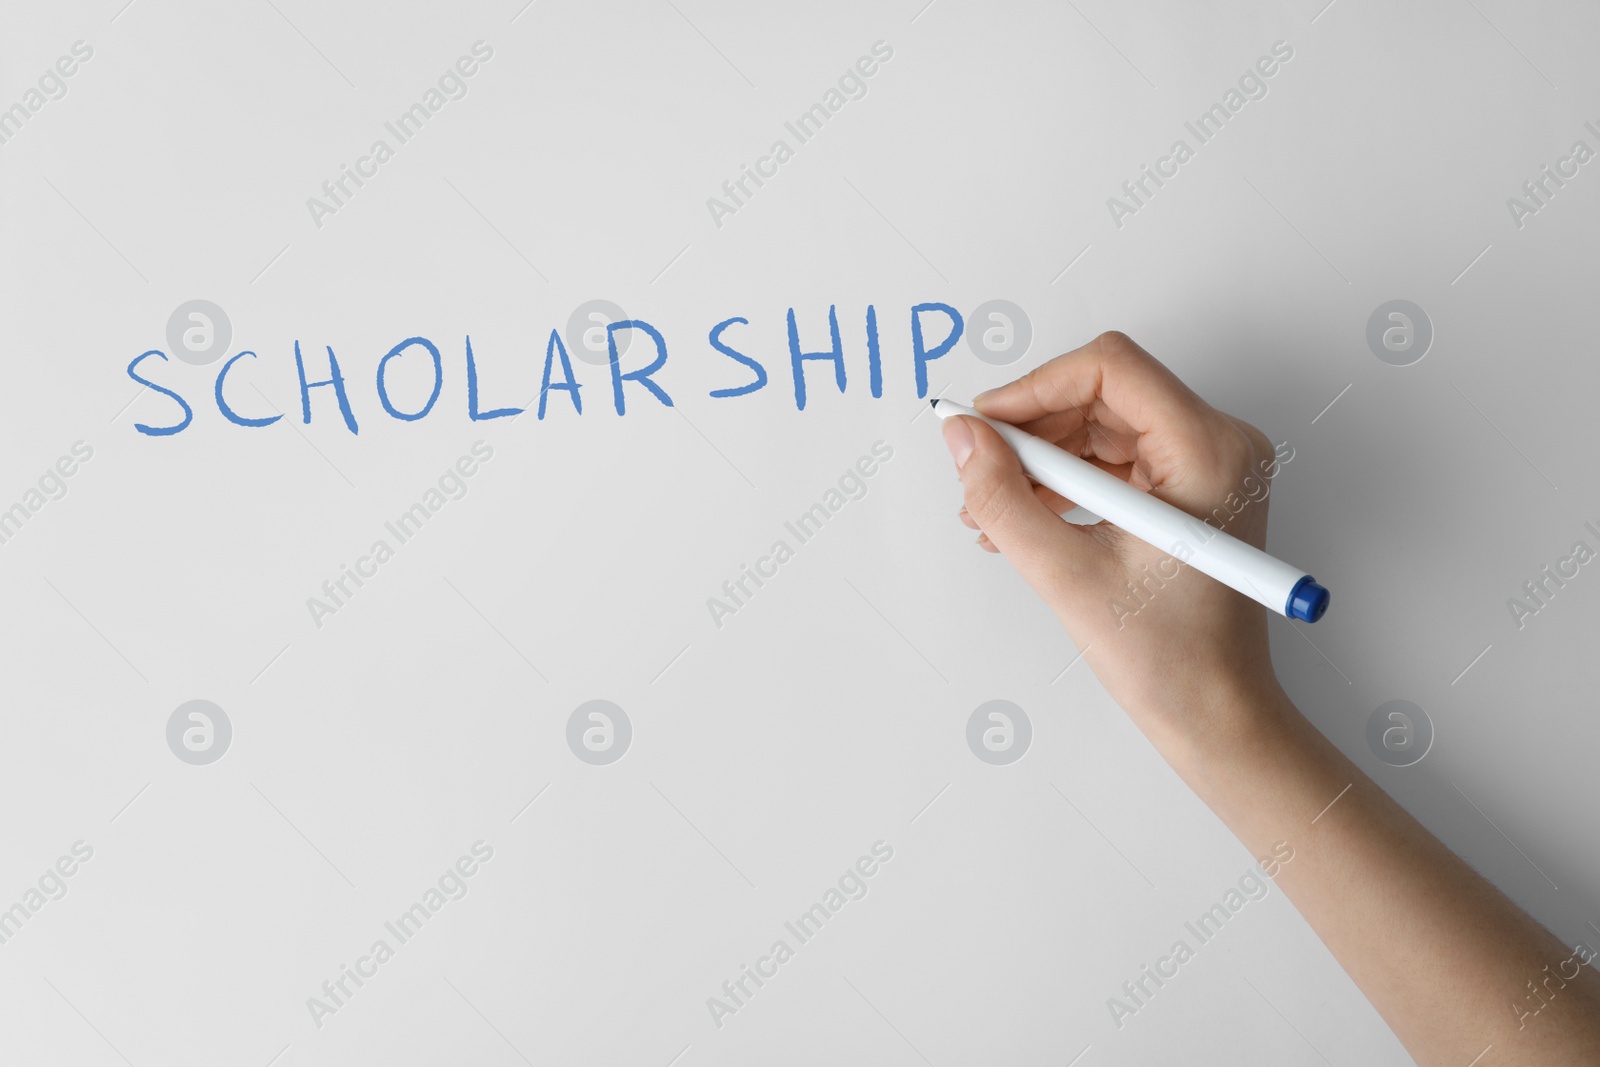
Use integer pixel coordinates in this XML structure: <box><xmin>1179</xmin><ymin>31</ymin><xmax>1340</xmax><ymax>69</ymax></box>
<box><xmin>1137</xmin><ymin>674</ymin><xmax>1303</xmax><ymax>782</ymax></box>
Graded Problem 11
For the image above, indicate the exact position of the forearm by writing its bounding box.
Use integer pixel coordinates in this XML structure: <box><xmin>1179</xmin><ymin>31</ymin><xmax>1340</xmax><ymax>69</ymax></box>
<box><xmin>1149</xmin><ymin>684</ymin><xmax>1600</xmax><ymax>1065</ymax></box>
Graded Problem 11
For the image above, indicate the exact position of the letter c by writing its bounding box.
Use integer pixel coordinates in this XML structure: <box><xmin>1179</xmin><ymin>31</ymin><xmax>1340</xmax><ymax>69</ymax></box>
<box><xmin>755</xmin><ymin>154</ymin><xmax>778</xmax><ymax>178</ymax></box>
<box><xmin>1155</xmin><ymin>955</ymin><xmax>1179</xmax><ymax>978</ymax></box>
<box><xmin>1556</xmin><ymin>155</ymin><xmax>1580</xmax><ymax>178</ymax></box>
<box><xmin>1155</xmin><ymin>155</ymin><xmax>1178</xmax><ymax>177</ymax></box>
<box><xmin>755</xmin><ymin>955</ymin><xmax>778</xmax><ymax>977</ymax></box>
<box><xmin>355</xmin><ymin>555</ymin><xmax>378</xmax><ymax>578</ymax></box>
<box><xmin>754</xmin><ymin>555</ymin><xmax>778</xmax><ymax>578</ymax></box>
<box><xmin>215</xmin><ymin>350</ymin><xmax>284</xmax><ymax>427</ymax></box>
<box><xmin>1556</xmin><ymin>555</ymin><xmax>1580</xmax><ymax>578</ymax></box>
<box><xmin>354</xmin><ymin>955</ymin><xmax>378</xmax><ymax>978</ymax></box>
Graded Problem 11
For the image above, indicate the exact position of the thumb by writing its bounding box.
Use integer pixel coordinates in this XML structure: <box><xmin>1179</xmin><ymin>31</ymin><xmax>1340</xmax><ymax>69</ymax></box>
<box><xmin>943</xmin><ymin>415</ymin><xmax>1113</xmax><ymax>604</ymax></box>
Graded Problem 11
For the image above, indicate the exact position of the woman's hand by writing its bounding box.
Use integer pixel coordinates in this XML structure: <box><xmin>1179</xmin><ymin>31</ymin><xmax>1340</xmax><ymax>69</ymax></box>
<box><xmin>945</xmin><ymin>331</ymin><xmax>1600</xmax><ymax>1067</ymax></box>
<box><xmin>944</xmin><ymin>331</ymin><xmax>1289</xmax><ymax>750</ymax></box>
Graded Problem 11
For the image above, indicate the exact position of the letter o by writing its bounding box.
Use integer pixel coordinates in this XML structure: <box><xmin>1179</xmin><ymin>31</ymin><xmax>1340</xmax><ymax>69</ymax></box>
<box><xmin>376</xmin><ymin>337</ymin><xmax>444</xmax><ymax>421</ymax></box>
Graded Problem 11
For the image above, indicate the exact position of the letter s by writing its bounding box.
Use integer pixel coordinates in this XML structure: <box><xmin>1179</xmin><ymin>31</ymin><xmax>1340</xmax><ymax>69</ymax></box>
<box><xmin>1270</xmin><ymin>40</ymin><xmax>1294</xmax><ymax>61</ymax></box>
<box><xmin>870</xmin><ymin>839</ymin><xmax>894</xmax><ymax>861</ymax></box>
<box><xmin>71</xmin><ymin>840</ymin><xmax>94</xmax><ymax>861</ymax></box>
<box><xmin>471</xmin><ymin>40</ymin><xmax>494</xmax><ymax>61</ymax></box>
<box><xmin>707</xmin><ymin>317</ymin><xmax>768</xmax><ymax>398</ymax></box>
<box><xmin>127</xmin><ymin>350</ymin><xmax>194</xmax><ymax>436</ymax></box>
<box><xmin>72</xmin><ymin>40</ymin><xmax>94</xmax><ymax>61</ymax></box>
<box><xmin>471</xmin><ymin>839</ymin><xmax>494</xmax><ymax>862</ymax></box>
<box><xmin>871</xmin><ymin>40</ymin><xmax>894</xmax><ymax>61</ymax></box>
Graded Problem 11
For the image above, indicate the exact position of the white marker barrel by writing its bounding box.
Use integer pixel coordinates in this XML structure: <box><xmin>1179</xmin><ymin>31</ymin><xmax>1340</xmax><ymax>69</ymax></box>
<box><xmin>934</xmin><ymin>400</ymin><xmax>1328</xmax><ymax>622</ymax></box>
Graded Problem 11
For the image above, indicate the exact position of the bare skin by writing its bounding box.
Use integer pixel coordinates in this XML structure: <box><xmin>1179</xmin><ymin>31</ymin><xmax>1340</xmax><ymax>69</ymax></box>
<box><xmin>942</xmin><ymin>331</ymin><xmax>1600</xmax><ymax>1065</ymax></box>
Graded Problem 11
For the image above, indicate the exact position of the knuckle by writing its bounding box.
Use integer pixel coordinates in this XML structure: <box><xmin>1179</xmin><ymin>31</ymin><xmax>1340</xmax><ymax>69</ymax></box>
<box><xmin>1097</xmin><ymin>330</ymin><xmax>1160</xmax><ymax>378</ymax></box>
<box><xmin>1216</xmin><ymin>430</ymin><xmax>1253</xmax><ymax>475</ymax></box>
<box><xmin>1095</xmin><ymin>329</ymin><xmax>1134</xmax><ymax>353</ymax></box>
<box><xmin>1226</xmin><ymin>416</ymin><xmax>1273</xmax><ymax>468</ymax></box>
<box><xmin>1095</xmin><ymin>330</ymin><xmax>1152</xmax><ymax>369</ymax></box>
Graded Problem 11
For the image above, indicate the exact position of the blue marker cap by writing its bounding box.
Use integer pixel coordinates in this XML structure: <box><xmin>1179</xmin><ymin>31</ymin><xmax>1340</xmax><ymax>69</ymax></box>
<box><xmin>1286</xmin><ymin>576</ymin><xmax>1330</xmax><ymax>623</ymax></box>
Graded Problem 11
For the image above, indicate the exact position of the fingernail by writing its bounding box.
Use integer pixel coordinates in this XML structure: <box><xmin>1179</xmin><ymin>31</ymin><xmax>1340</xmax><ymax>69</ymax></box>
<box><xmin>973</xmin><ymin>388</ymin><xmax>994</xmax><ymax>406</ymax></box>
<box><xmin>942</xmin><ymin>416</ymin><xmax>975</xmax><ymax>469</ymax></box>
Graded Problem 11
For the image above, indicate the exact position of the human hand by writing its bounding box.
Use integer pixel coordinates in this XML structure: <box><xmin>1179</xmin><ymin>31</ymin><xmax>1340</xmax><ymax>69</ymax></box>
<box><xmin>944</xmin><ymin>332</ymin><xmax>1292</xmax><ymax>749</ymax></box>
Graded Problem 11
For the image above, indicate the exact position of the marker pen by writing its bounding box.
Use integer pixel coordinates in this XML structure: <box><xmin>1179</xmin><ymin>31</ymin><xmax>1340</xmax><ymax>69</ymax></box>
<box><xmin>932</xmin><ymin>400</ymin><xmax>1329</xmax><ymax>622</ymax></box>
